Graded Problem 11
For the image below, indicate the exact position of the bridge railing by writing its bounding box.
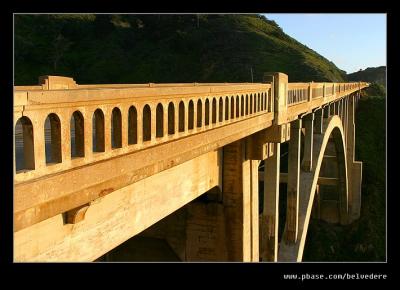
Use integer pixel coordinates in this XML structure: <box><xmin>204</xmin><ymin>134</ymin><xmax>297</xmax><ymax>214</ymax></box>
<box><xmin>287</xmin><ymin>83</ymin><xmax>309</xmax><ymax>105</ymax></box>
<box><xmin>14</xmin><ymin>79</ymin><xmax>273</xmax><ymax>182</ymax></box>
<box><xmin>13</xmin><ymin>75</ymin><xmax>368</xmax><ymax>183</ymax></box>
<box><xmin>287</xmin><ymin>81</ymin><xmax>367</xmax><ymax>106</ymax></box>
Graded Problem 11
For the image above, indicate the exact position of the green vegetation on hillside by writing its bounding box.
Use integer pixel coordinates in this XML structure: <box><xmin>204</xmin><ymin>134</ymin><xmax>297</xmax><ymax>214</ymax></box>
<box><xmin>347</xmin><ymin>66</ymin><xmax>386</xmax><ymax>87</ymax></box>
<box><xmin>15</xmin><ymin>14</ymin><xmax>346</xmax><ymax>85</ymax></box>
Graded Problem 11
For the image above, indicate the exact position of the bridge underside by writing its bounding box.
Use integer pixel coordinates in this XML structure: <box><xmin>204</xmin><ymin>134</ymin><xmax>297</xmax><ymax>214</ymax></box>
<box><xmin>14</xmin><ymin>150</ymin><xmax>222</xmax><ymax>262</ymax></box>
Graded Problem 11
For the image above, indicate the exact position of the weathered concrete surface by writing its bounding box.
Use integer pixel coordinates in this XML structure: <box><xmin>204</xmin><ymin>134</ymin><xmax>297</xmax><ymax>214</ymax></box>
<box><xmin>279</xmin><ymin>116</ymin><xmax>348</xmax><ymax>261</ymax></box>
<box><xmin>14</xmin><ymin>150</ymin><xmax>221</xmax><ymax>262</ymax></box>
<box><xmin>13</xmin><ymin>75</ymin><xmax>368</xmax><ymax>262</ymax></box>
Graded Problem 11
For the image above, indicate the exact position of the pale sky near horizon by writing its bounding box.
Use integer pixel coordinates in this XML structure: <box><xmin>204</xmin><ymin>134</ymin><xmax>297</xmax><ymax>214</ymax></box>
<box><xmin>263</xmin><ymin>14</ymin><xmax>386</xmax><ymax>74</ymax></box>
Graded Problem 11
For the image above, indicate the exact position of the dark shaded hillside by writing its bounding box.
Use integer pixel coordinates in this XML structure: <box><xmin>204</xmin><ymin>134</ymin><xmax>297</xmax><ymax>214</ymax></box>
<box><xmin>347</xmin><ymin>66</ymin><xmax>386</xmax><ymax>87</ymax></box>
<box><xmin>15</xmin><ymin>14</ymin><xmax>346</xmax><ymax>85</ymax></box>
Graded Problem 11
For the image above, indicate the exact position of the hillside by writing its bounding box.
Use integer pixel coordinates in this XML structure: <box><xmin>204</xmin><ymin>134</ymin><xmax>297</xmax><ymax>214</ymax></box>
<box><xmin>14</xmin><ymin>14</ymin><xmax>346</xmax><ymax>85</ymax></box>
<box><xmin>347</xmin><ymin>66</ymin><xmax>386</xmax><ymax>86</ymax></box>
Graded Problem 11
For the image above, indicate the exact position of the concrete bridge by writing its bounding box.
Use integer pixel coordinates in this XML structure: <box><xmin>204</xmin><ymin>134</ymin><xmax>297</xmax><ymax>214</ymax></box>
<box><xmin>13</xmin><ymin>73</ymin><xmax>368</xmax><ymax>262</ymax></box>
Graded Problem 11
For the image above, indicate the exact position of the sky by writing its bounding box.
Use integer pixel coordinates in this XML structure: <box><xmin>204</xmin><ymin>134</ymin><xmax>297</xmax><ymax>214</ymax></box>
<box><xmin>263</xmin><ymin>14</ymin><xmax>386</xmax><ymax>74</ymax></box>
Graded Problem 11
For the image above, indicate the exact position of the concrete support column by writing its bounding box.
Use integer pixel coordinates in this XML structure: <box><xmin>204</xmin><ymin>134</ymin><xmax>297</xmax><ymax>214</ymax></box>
<box><xmin>263</xmin><ymin>72</ymin><xmax>288</xmax><ymax>125</ymax></box>
<box><xmin>250</xmin><ymin>159</ymin><xmax>259</xmax><ymax>262</ymax></box>
<box><xmin>185</xmin><ymin>101</ymin><xmax>189</xmax><ymax>132</ymax></box>
<box><xmin>286</xmin><ymin>118</ymin><xmax>302</xmax><ymax>243</ymax></box>
<box><xmin>150</xmin><ymin>105</ymin><xmax>156</xmax><ymax>141</ymax></box>
<box><xmin>223</xmin><ymin>140</ymin><xmax>258</xmax><ymax>261</ymax></box>
<box><xmin>137</xmin><ymin>107</ymin><xmax>143</xmax><ymax>144</ymax></box>
<box><xmin>261</xmin><ymin>143</ymin><xmax>280</xmax><ymax>261</ymax></box>
<box><xmin>346</xmin><ymin>94</ymin><xmax>362</xmax><ymax>222</ymax></box>
<box><xmin>83</xmin><ymin>111</ymin><xmax>93</xmax><ymax>159</ymax></box>
<box><xmin>174</xmin><ymin>101</ymin><xmax>179</xmax><ymax>135</ymax></box>
<box><xmin>344</xmin><ymin>97</ymin><xmax>348</xmax><ymax>143</ymax></box>
<box><xmin>60</xmin><ymin>113</ymin><xmax>71</xmax><ymax>163</ymax></box>
<box><xmin>302</xmin><ymin>113</ymin><xmax>314</xmax><ymax>172</ymax></box>
<box><xmin>323</xmin><ymin>105</ymin><xmax>330</xmax><ymax>119</ymax></box>
<box><xmin>193</xmin><ymin>102</ymin><xmax>198</xmax><ymax>131</ymax></box>
<box><xmin>315</xmin><ymin>108</ymin><xmax>323</xmax><ymax>134</ymax></box>
<box><xmin>221</xmin><ymin>98</ymin><xmax>225</xmax><ymax>123</ymax></box>
<box><xmin>163</xmin><ymin>106</ymin><xmax>168</xmax><ymax>138</ymax></box>
<box><xmin>121</xmin><ymin>107</ymin><xmax>128</xmax><ymax>148</ymax></box>
<box><xmin>104</xmin><ymin>108</ymin><xmax>112</xmax><ymax>152</ymax></box>
<box><xmin>201</xmin><ymin>99</ymin><xmax>206</xmax><ymax>129</ymax></box>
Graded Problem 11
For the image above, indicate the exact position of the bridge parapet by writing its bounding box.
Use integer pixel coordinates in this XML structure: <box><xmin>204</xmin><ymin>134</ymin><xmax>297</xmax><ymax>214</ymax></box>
<box><xmin>14</xmin><ymin>77</ymin><xmax>273</xmax><ymax>182</ymax></box>
<box><xmin>13</xmin><ymin>75</ymin><xmax>369</xmax><ymax>182</ymax></box>
<box><xmin>13</xmin><ymin>74</ymin><xmax>369</xmax><ymax>234</ymax></box>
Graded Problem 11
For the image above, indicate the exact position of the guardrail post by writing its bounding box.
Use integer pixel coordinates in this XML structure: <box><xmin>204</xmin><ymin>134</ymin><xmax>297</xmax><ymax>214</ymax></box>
<box><xmin>263</xmin><ymin>72</ymin><xmax>288</xmax><ymax>125</ymax></box>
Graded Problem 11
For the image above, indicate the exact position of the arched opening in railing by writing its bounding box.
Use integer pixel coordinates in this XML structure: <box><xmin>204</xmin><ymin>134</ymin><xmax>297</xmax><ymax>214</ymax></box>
<box><xmin>197</xmin><ymin>99</ymin><xmax>202</xmax><ymax>128</ymax></box>
<box><xmin>143</xmin><ymin>105</ymin><xmax>151</xmax><ymax>142</ymax></box>
<box><xmin>156</xmin><ymin>103</ymin><xmax>164</xmax><ymax>138</ymax></box>
<box><xmin>212</xmin><ymin>98</ymin><xmax>217</xmax><ymax>124</ymax></box>
<box><xmin>168</xmin><ymin>102</ymin><xmax>175</xmax><ymax>135</ymax></box>
<box><xmin>225</xmin><ymin>96</ymin><xmax>229</xmax><ymax>121</ymax></box>
<box><xmin>253</xmin><ymin>94</ymin><xmax>257</xmax><ymax>113</ymax></box>
<box><xmin>128</xmin><ymin>106</ymin><xmax>138</xmax><ymax>145</ymax></box>
<box><xmin>179</xmin><ymin>101</ymin><xmax>185</xmax><ymax>132</ymax></box>
<box><xmin>231</xmin><ymin>96</ymin><xmax>235</xmax><ymax>119</ymax></box>
<box><xmin>93</xmin><ymin>109</ymin><xmax>105</xmax><ymax>152</ymax></box>
<box><xmin>205</xmin><ymin>99</ymin><xmax>210</xmax><ymax>126</ymax></box>
<box><xmin>250</xmin><ymin>94</ymin><xmax>254</xmax><ymax>114</ymax></box>
<box><xmin>236</xmin><ymin>96</ymin><xmax>240</xmax><ymax>118</ymax></box>
<box><xmin>268</xmin><ymin>89</ymin><xmax>273</xmax><ymax>111</ymax></box>
<box><xmin>219</xmin><ymin>98</ymin><xmax>223</xmax><ymax>122</ymax></box>
<box><xmin>15</xmin><ymin>116</ymin><xmax>35</xmax><ymax>171</ymax></box>
<box><xmin>263</xmin><ymin>92</ymin><xmax>266</xmax><ymax>111</ymax></box>
<box><xmin>70</xmin><ymin>111</ymin><xmax>84</xmax><ymax>158</ymax></box>
<box><xmin>45</xmin><ymin>113</ymin><xmax>62</xmax><ymax>164</ymax></box>
<box><xmin>246</xmin><ymin>94</ymin><xmax>249</xmax><ymax>115</ymax></box>
<box><xmin>241</xmin><ymin>95</ymin><xmax>245</xmax><ymax>116</ymax></box>
<box><xmin>188</xmin><ymin>100</ymin><xmax>194</xmax><ymax>130</ymax></box>
<box><xmin>111</xmin><ymin>107</ymin><xmax>122</xmax><ymax>148</ymax></box>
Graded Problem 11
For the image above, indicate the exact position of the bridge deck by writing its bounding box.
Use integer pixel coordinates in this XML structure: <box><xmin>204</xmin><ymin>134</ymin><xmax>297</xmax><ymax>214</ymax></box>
<box><xmin>13</xmin><ymin>77</ymin><xmax>368</xmax><ymax>236</ymax></box>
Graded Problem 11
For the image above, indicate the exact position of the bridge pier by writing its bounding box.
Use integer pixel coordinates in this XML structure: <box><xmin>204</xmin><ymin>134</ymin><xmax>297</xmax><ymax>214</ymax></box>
<box><xmin>346</xmin><ymin>93</ymin><xmax>363</xmax><ymax>223</ymax></box>
<box><xmin>286</xmin><ymin>118</ymin><xmax>302</xmax><ymax>243</ymax></box>
<box><xmin>222</xmin><ymin>140</ymin><xmax>259</xmax><ymax>261</ymax></box>
<box><xmin>260</xmin><ymin>143</ymin><xmax>280</xmax><ymax>261</ymax></box>
<box><xmin>302</xmin><ymin>113</ymin><xmax>314</xmax><ymax>172</ymax></box>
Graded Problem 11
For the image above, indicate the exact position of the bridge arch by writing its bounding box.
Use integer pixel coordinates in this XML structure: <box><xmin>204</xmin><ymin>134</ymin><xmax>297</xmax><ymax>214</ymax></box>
<box><xmin>70</xmin><ymin>110</ymin><xmax>84</xmax><ymax>157</ymax></box>
<box><xmin>236</xmin><ymin>96</ymin><xmax>240</xmax><ymax>118</ymax></box>
<box><xmin>205</xmin><ymin>99</ymin><xmax>210</xmax><ymax>126</ymax></box>
<box><xmin>218</xmin><ymin>98</ymin><xmax>223</xmax><ymax>122</ymax></box>
<box><xmin>188</xmin><ymin>100</ymin><xmax>194</xmax><ymax>130</ymax></box>
<box><xmin>231</xmin><ymin>96</ymin><xmax>235</xmax><ymax>119</ymax></box>
<box><xmin>45</xmin><ymin>113</ymin><xmax>62</xmax><ymax>164</ymax></box>
<box><xmin>197</xmin><ymin>99</ymin><xmax>202</xmax><ymax>128</ymax></box>
<box><xmin>128</xmin><ymin>106</ymin><xmax>138</xmax><ymax>144</ymax></box>
<box><xmin>250</xmin><ymin>94</ymin><xmax>253</xmax><ymax>114</ymax></box>
<box><xmin>93</xmin><ymin>109</ymin><xmax>105</xmax><ymax>152</ymax></box>
<box><xmin>224</xmin><ymin>96</ymin><xmax>229</xmax><ymax>121</ymax></box>
<box><xmin>142</xmin><ymin>105</ymin><xmax>151</xmax><ymax>142</ymax></box>
<box><xmin>279</xmin><ymin>115</ymin><xmax>349</xmax><ymax>262</ymax></box>
<box><xmin>15</xmin><ymin>116</ymin><xmax>35</xmax><ymax>171</ymax></box>
<box><xmin>168</xmin><ymin>102</ymin><xmax>175</xmax><ymax>135</ymax></box>
<box><xmin>111</xmin><ymin>107</ymin><xmax>122</xmax><ymax>148</ymax></box>
<box><xmin>156</xmin><ymin>103</ymin><xmax>164</xmax><ymax>138</ymax></box>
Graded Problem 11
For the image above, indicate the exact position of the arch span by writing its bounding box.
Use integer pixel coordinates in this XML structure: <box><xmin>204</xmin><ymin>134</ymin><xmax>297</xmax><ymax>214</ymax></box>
<box><xmin>279</xmin><ymin>115</ymin><xmax>349</xmax><ymax>262</ymax></box>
